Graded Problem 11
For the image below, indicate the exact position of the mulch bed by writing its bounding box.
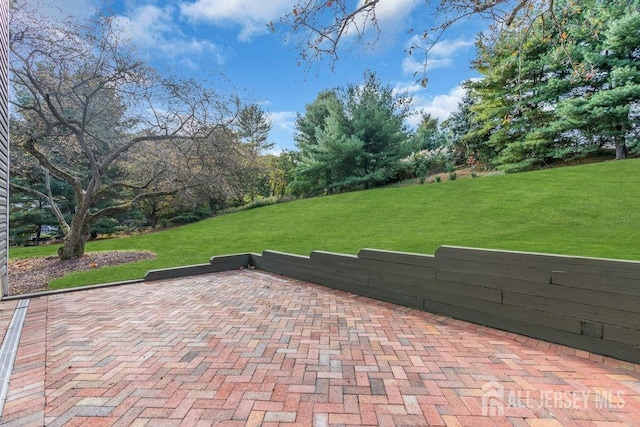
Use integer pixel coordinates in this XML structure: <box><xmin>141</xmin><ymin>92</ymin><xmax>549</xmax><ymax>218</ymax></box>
<box><xmin>8</xmin><ymin>251</ymin><xmax>156</xmax><ymax>296</ymax></box>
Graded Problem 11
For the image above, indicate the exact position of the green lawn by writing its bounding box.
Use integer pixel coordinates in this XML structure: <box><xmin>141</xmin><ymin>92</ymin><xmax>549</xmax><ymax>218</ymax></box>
<box><xmin>10</xmin><ymin>159</ymin><xmax>640</xmax><ymax>289</ymax></box>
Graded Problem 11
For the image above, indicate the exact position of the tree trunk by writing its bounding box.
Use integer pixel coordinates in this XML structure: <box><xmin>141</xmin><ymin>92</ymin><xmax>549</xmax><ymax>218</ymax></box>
<box><xmin>615</xmin><ymin>136</ymin><xmax>627</xmax><ymax>160</ymax></box>
<box><xmin>147</xmin><ymin>205</ymin><xmax>159</xmax><ymax>229</ymax></box>
<box><xmin>58</xmin><ymin>216</ymin><xmax>91</xmax><ymax>260</ymax></box>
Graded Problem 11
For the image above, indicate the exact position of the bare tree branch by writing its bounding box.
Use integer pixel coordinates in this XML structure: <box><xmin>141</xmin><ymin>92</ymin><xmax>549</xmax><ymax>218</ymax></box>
<box><xmin>9</xmin><ymin>5</ymin><xmax>240</xmax><ymax>259</ymax></box>
<box><xmin>280</xmin><ymin>0</ymin><xmax>566</xmax><ymax>79</ymax></box>
<box><xmin>87</xmin><ymin>188</ymin><xmax>183</xmax><ymax>223</ymax></box>
<box><xmin>23</xmin><ymin>137</ymin><xmax>83</xmax><ymax>200</ymax></box>
<box><xmin>9</xmin><ymin>181</ymin><xmax>48</xmax><ymax>200</ymax></box>
<box><xmin>43</xmin><ymin>168</ymin><xmax>70</xmax><ymax>235</ymax></box>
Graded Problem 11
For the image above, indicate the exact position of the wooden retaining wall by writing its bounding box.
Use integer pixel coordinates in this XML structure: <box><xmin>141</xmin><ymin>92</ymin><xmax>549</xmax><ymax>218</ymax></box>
<box><xmin>249</xmin><ymin>246</ymin><xmax>640</xmax><ymax>364</ymax></box>
<box><xmin>6</xmin><ymin>244</ymin><xmax>638</xmax><ymax>361</ymax></box>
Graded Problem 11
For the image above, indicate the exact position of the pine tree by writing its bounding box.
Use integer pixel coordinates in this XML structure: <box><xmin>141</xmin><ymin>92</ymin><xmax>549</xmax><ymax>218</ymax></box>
<box><xmin>291</xmin><ymin>72</ymin><xmax>412</xmax><ymax>195</ymax></box>
<box><xmin>465</xmin><ymin>0</ymin><xmax>640</xmax><ymax>170</ymax></box>
<box><xmin>553</xmin><ymin>5</ymin><xmax>640</xmax><ymax>159</ymax></box>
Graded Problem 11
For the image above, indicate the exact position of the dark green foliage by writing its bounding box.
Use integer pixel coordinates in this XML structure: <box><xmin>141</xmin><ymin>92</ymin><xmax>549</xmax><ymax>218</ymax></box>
<box><xmin>292</xmin><ymin>72</ymin><xmax>412</xmax><ymax>195</ymax></box>
<box><xmin>464</xmin><ymin>0</ymin><xmax>640</xmax><ymax>171</ymax></box>
<box><xmin>411</xmin><ymin>114</ymin><xmax>444</xmax><ymax>151</ymax></box>
<box><xmin>91</xmin><ymin>217</ymin><xmax>121</xmax><ymax>236</ymax></box>
<box><xmin>163</xmin><ymin>206</ymin><xmax>212</xmax><ymax>228</ymax></box>
<box><xmin>10</xmin><ymin>209</ymin><xmax>51</xmax><ymax>246</ymax></box>
<box><xmin>9</xmin><ymin>164</ymin><xmax>71</xmax><ymax>245</ymax></box>
<box><xmin>550</xmin><ymin>4</ymin><xmax>640</xmax><ymax>160</ymax></box>
<box><xmin>467</xmin><ymin>16</ymin><xmax>561</xmax><ymax>171</ymax></box>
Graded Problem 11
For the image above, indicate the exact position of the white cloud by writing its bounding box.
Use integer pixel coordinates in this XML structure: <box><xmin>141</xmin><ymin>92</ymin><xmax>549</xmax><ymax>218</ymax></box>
<box><xmin>402</xmin><ymin>56</ymin><xmax>453</xmax><ymax>74</ymax></box>
<box><xmin>374</xmin><ymin>0</ymin><xmax>419</xmax><ymax>19</ymax></box>
<box><xmin>357</xmin><ymin>0</ymin><xmax>417</xmax><ymax>32</ymax></box>
<box><xmin>180</xmin><ymin>0</ymin><xmax>417</xmax><ymax>42</ymax></box>
<box><xmin>400</xmin><ymin>83</ymin><xmax>469</xmax><ymax>127</ymax></box>
<box><xmin>402</xmin><ymin>37</ymin><xmax>474</xmax><ymax>74</ymax></box>
<box><xmin>267</xmin><ymin>111</ymin><xmax>298</xmax><ymax>151</ymax></box>
<box><xmin>339</xmin><ymin>0</ymin><xmax>418</xmax><ymax>44</ymax></box>
<box><xmin>114</xmin><ymin>4</ymin><xmax>223</xmax><ymax>63</ymax></box>
<box><xmin>394</xmin><ymin>82</ymin><xmax>423</xmax><ymax>95</ymax></box>
<box><xmin>268</xmin><ymin>111</ymin><xmax>297</xmax><ymax>133</ymax></box>
<box><xmin>180</xmin><ymin>0</ymin><xmax>293</xmax><ymax>41</ymax></box>
<box><xmin>426</xmin><ymin>38</ymin><xmax>475</xmax><ymax>56</ymax></box>
<box><xmin>265</xmin><ymin>146</ymin><xmax>284</xmax><ymax>156</ymax></box>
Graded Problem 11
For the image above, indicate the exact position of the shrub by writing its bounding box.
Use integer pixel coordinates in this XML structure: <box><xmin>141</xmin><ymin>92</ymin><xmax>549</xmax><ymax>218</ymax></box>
<box><xmin>409</xmin><ymin>146</ymin><xmax>452</xmax><ymax>182</ymax></box>
<box><xmin>164</xmin><ymin>206</ymin><xmax>211</xmax><ymax>227</ymax></box>
<box><xmin>225</xmin><ymin>196</ymin><xmax>294</xmax><ymax>214</ymax></box>
<box><xmin>92</xmin><ymin>217</ymin><xmax>121</xmax><ymax>236</ymax></box>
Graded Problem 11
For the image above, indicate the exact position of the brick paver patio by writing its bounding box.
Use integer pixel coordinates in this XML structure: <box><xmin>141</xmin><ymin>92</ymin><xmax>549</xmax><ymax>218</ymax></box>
<box><xmin>0</xmin><ymin>269</ymin><xmax>639</xmax><ymax>426</ymax></box>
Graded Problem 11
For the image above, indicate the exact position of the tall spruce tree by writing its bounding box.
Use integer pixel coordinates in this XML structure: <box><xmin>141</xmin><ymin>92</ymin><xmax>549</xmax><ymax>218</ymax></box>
<box><xmin>552</xmin><ymin>3</ymin><xmax>640</xmax><ymax>159</ymax></box>
<box><xmin>465</xmin><ymin>0</ymin><xmax>640</xmax><ymax>170</ymax></box>
<box><xmin>291</xmin><ymin>90</ymin><xmax>345</xmax><ymax>195</ymax></box>
<box><xmin>292</xmin><ymin>72</ymin><xmax>412</xmax><ymax>195</ymax></box>
<box><xmin>467</xmin><ymin>12</ymin><xmax>566</xmax><ymax>171</ymax></box>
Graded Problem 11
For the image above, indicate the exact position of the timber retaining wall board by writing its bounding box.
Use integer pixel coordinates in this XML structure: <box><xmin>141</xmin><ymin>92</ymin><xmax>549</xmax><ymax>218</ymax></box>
<box><xmin>144</xmin><ymin>253</ymin><xmax>252</xmax><ymax>281</ymax></box>
<box><xmin>246</xmin><ymin>246</ymin><xmax>640</xmax><ymax>364</ymax></box>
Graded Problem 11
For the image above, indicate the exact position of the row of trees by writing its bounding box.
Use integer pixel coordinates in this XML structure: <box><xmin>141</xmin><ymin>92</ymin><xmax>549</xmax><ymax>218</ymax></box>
<box><xmin>447</xmin><ymin>0</ymin><xmax>640</xmax><ymax>171</ymax></box>
<box><xmin>291</xmin><ymin>71</ymin><xmax>450</xmax><ymax>196</ymax></box>
<box><xmin>10</xmin><ymin>94</ymin><xmax>291</xmax><ymax>249</ymax></box>
<box><xmin>287</xmin><ymin>0</ymin><xmax>639</xmax><ymax>194</ymax></box>
<box><xmin>8</xmin><ymin>6</ymin><xmax>293</xmax><ymax>258</ymax></box>
<box><xmin>10</xmin><ymin>0</ymin><xmax>639</xmax><ymax>259</ymax></box>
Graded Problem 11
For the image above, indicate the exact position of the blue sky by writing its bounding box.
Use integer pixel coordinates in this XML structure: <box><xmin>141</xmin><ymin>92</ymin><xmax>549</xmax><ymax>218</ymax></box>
<box><xmin>44</xmin><ymin>0</ymin><xmax>485</xmax><ymax>153</ymax></box>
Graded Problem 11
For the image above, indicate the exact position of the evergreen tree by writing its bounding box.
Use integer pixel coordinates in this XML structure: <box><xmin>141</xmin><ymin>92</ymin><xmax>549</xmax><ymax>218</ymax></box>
<box><xmin>441</xmin><ymin>85</ymin><xmax>493</xmax><ymax>166</ymax></box>
<box><xmin>552</xmin><ymin>4</ymin><xmax>640</xmax><ymax>159</ymax></box>
<box><xmin>411</xmin><ymin>113</ymin><xmax>443</xmax><ymax>152</ymax></box>
<box><xmin>465</xmin><ymin>0</ymin><xmax>639</xmax><ymax>170</ymax></box>
<box><xmin>467</xmin><ymin>13</ymin><xmax>564</xmax><ymax>171</ymax></box>
<box><xmin>291</xmin><ymin>91</ymin><xmax>345</xmax><ymax>195</ymax></box>
<box><xmin>236</xmin><ymin>104</ymin><xmax>274</xmax><ymax>153</ymax></box>
<box><xmin>235</xmin><ymin>104</ymin><xmax>274</xmax><ymax>202</ymax></box>
<box><xmin>292</xmin><ymin>72</ymin><xmax>412</xmax><ymax>195</ymax></box>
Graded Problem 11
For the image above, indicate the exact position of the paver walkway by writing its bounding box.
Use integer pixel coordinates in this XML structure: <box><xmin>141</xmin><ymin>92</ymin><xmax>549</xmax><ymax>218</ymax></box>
<box><xmin>0</xmin><ymin>269</ymin><xmax>638</xmax><ymax>426</ymax></box>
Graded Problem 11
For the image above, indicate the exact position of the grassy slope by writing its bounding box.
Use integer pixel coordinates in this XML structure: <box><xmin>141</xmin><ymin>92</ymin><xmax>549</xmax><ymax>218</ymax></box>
<box><xmin>10</xmin><ymin>159</ymin><xmax>640</xmax><ymax>289</ymax></box>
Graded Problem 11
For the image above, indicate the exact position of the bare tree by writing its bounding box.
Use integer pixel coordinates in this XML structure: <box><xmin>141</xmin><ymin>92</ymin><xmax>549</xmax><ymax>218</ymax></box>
<box><xmin>9</xmin><ymin>6</ymin><xmax>239</xmax><ymax>260</ymax></box>
<box><xmin>280</xmin><ymin>0</ymin><xmax>560</xmax><ymax>83</ymax></box>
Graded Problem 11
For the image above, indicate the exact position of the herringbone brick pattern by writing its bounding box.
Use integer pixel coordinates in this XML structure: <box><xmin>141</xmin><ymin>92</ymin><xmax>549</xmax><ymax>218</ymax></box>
<box><xmin>1</xmin><ymin>270</ymin><xmax>639</xmax><ymax>426</ymax></box>
<box><xmin>1</xmin><ymin>297</ymin><xmax>46</xmax><ymax>426</ymax></box>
